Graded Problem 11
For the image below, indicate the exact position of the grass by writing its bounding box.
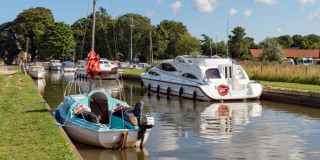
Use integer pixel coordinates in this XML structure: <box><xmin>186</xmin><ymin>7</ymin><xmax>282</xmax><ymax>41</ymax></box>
<box><xmin>260</xmin><ymin>80</ymin><xmax>320</xmax><ymax>93</ymax></box>
<box><xmin>9</xmin><ymin>66</ymin><xmax>19</xmax><ymax>71</ymax></box>
<box><xmin>240</xmin><ymin>61</ymin><xmax>320</xmax><ymax>85</ymax></box>
<box><xmin>122</xmin><ymin>69</ymin><xmax>146</xmax><ymax>75</ymax></box>
<box><xmin>0</xmin><ymin>73</ymin><xmax>77</xmax><ymax>159</ymax></box>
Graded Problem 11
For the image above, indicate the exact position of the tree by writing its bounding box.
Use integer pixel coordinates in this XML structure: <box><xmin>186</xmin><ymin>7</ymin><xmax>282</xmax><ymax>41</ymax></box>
<box><xmin>260</xmin><ymin>38</ymin><xmax>285</xmax><ymax>62</ymax></box>
<box><xmin>229</xmin><ymin>26</ymin><xmax>246</xmax><ymax>59</ymax></box>
<box><xmin>277</xmin><ymin>35</ymin><xmax>293</xmax><ymax>49</ymax></box>
<box><xmin>0</xmin><ymin>22</ymin><xmax>20</xmax><ymax>64</ymax></box>
<box><xmin>156</xmin><ymin>20</ymin><xmax>187</xmax><ymax>58</ymax></box>
<box><xmin>200</xmin><ymin>34</ymin><xmax>213</xmax><ymax>56</ymax></box>
<box><xmin>175</xmin><ymin>32</ymin><xmax>201</xmax><ymax>55</ymax></box>
<box><xmin>38</xmin><ymin>22</ymin><xmax>74</xmax><ymax>60</ymax></box>
<box><xmin>292</xmin><ymin>34</ymin><xmax>303</xmax><ymax>47</ymax></box>
<box><xmin>14</xmin><ymin>7</ymin><xmax>54</xmax><ymax>61</ymax></box>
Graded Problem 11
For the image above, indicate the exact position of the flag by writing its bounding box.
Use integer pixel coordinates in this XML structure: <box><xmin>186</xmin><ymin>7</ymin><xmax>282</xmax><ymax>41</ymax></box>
<box><xmin>86</xmin><ymin>50</ymin><xmax>100</xmax><ymax>79</ymax></box>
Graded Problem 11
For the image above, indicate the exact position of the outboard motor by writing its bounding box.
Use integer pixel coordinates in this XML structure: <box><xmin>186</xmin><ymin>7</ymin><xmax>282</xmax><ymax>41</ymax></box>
<box><xmin>140</xmin><ymin>115</ymin><xmax>154</xmax><ymax>129</ymax></box>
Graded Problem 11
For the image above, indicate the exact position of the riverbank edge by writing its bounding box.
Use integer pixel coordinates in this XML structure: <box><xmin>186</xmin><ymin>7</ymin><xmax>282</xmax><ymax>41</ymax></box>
<box><xmin>35</xmin><ymin>85</ymin><xmax>83</xmax><ymax>160</ymax></box>
<box><xmin>122</xmin><ymin>74</ymin><xmax>320</xmax><ymax>108</ymax></box>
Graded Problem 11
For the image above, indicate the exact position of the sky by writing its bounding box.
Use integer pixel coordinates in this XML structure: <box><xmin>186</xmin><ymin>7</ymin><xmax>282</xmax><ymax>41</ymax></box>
<box><xmin>1</xmin><ymin>0</ymin><xmax>320</xmax><ymax>43</ymax></box>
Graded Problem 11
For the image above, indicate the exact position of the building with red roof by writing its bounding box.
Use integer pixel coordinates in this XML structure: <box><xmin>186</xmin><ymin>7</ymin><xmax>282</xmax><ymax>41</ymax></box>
<box><xmin>250</xmin><ymin>49</ymin><xmax>319</xmax><ymax>58</ymax></box>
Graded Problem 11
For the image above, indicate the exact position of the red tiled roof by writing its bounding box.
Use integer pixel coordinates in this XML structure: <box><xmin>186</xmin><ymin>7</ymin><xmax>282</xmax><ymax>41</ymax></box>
<box><xmin>250</xmin><ymin>49</ymin><xmax>319</xmax><ymax>58</ymax></box>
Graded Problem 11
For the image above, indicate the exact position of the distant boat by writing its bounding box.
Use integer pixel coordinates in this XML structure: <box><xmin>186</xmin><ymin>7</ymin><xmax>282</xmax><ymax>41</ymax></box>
<box><xmin>43</xmin><ymin>62</ymin><xmax>50</xmax><ymax>70</ymax></box>
<box><xmin>141</xmin><ymin>55</ymin><xmax>262</xmax><ymax>101</ymax></box>
<box><xmin>49</xmin><ymin>60</ymin><xmax>62</xmax><ymax>70</ymax></box>
<box><xmin>62</xmin><ymin>61</ymin><xmax>76</xmax><ymax>72</ymax></box>
<box><xmin>28</xmin><ymin>65</ymin><xmax>46</xmax><ymax>79</ymax></box>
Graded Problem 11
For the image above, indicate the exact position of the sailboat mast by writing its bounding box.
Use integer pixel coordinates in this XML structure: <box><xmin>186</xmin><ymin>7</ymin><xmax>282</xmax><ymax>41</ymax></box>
<box><xmin>91</xmin><ymin>0</ymin><xmax>96</xmax><ymax>51</ymax></box>
<box><xmin>130</xmin><ymin>17</ymin><xmax>133</xmax><ymax>61</ymax></box>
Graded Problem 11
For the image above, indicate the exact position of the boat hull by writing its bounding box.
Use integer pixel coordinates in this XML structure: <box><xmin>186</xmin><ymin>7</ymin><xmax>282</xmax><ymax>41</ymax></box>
<box><xmin>59</xmin><ymin>112</ymin><xmax>149</xmax><ymax>148</ymax></box>
<box><xmin>28</xmin><ymin>71</ymin><xmax>46</xmax><ymax>79</ymax></box>
<box><xmin>141</xmin><ymin>77</ymin><xmax>262</xmax><ymax>101</ymax></box>
<box><xmin>63</xmin><ymin>67</ymin><xmax>76</xmax><ymax>72</ymax></box>
<box><xmin>50</xmin><ymin>66</ymin><xmax>61</xmax><ymax>71</ymax></box>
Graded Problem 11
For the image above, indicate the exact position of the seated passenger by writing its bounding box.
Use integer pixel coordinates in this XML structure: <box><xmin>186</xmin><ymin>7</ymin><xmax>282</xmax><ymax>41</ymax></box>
<box><xmin>110</xmin><ymin>101</ymin><xmax>144</xmax><ymax>126</ymax></box>
<box><xmin>74</xmin><ymin>104</ymin><xmax>99</xmax><ymax>123</ymax></box>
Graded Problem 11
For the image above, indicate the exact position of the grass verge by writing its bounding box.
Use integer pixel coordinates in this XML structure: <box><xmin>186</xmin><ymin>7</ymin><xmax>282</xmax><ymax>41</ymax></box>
<box><xmin>260</xmin><ymin>80</ymin><xmax>320</xmax><ymax>93</ymax></box>
<box><xmin>122</xmin><ymin>69</ymin><xmax>146</xmax><ymax>75</ymax></box>
<box><xmin>0</xmin><ymin>73</ymin><xmax>77</xmax><ymax>159</ymax></box>
<box><xmin>9</xmin><ymin>66</ymin><xmax>19</xmax><ymax>71</ymax></box>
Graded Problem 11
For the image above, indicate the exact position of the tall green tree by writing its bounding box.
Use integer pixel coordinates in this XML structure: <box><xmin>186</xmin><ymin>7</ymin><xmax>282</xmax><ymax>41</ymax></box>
<box><xmin>0</xmin><ymin>22</ymin><xmax>20</xmax><ymax>63</ymax></box>
<box><xmin>175</xmin><ymin>32</ymin><xmax>201</xmax><ymax>55</ymax></box>
<box><xmin>260</xmin><ymin>38</ymin><xmax>285</xmax><ymax>62</ymax></box>
<box><xmin>38</xmin><ymin>22</ymin><xmax>74</xmax><ymax>60</ymax></box>
<box><xmin>14</xmin><ymin>7</ymin><xmax>54</xmax><ymax>60</ymax></box>
<box><xmin>228</xmin><ymin>26</ymin><xmax>246</xmax><ymax>59</ymax></box>
<box><xmin>292</xmin><ymin>34</ymin><xmax>303</xmax><ymax>47</ymax></box>
<box><xmin>277</xmin><ymin>35</ymin><xmax>294</xmax><ymax>49</ymax></box>
<box><xmin>156</xmin><ymin>20</ymin><xmax>187</xmax><ymax>58</ymax></box>
<box><xmin>200</xmin><ymin>34</ymin><xmax>213</xmax><ymax>56</ymax></box>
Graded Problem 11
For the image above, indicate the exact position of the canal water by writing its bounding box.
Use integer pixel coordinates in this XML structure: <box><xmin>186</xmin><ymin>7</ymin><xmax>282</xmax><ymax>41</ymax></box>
<box><xmin>35</xmin><ymin>71</ymin><xmax>320</xmax><ymax>160</ymax></box>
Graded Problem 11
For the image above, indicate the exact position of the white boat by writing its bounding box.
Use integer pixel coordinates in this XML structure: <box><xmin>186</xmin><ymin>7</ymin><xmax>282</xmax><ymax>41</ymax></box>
<box><xmin>43</xmin><ymin>62</ymin><xmax>50</xmax><ymax>70</ymax></box>
<box><xmin>50</xmin><ymin>60</ymin><xmax>62</xmax><ymax>70</ymax></box>
<box><xmin>55</xmin><ymin>83</ymin><xmax>154</xmax><ymax>148</ymax></box>
<box><xmin>140</xmin><ymin>55</ymin><xmax>262</xmax><ymax>101</ymax></box>
<box><xmin>62</xmin><ymin>61</ymin><xmax>77</xmax><ymax>72</ymax></box>
<box><xmin>27</xmin><ymin>65</ymin><xmax>46</xmax><ymax>79</ymax></box>
<box><xmin>76</xmin><ymin>58</ymin><xmax>122</xmax><ymax>80</ymax></box>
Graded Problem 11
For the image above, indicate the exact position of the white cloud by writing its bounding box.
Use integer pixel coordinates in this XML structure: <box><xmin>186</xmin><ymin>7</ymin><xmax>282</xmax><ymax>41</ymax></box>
<box><xmin>193</xmin><ymin>0</ymin><xmax>219</xmax><ymax>13</ymax></box>
<box><xmin>276</xmin><ymin>28</ymin><xmax>283</xmax><ymax>32</ymax></box>
<box><xmin>297</xmin><ymin>0</ymin><xmax>316</xmax><ymax>7</ymax></box>
<box><xmin>146</xmin><ymin>10</ymin><xmax>155</xmax><ymax>17</ymax></box>
<box><xmin>309</xmin><ymin>10</ymin><xmax>320</xmax><ymax>19</ymax></box>
<box><xmin>170</xmin><ymin>1</ymin><xmax>183</xmax><ymax>15</ymax></box>
<box><xmin>243</xmin><ymin>8</ymin><xmax>252</xmax><ymax>18</ymax></box>
<box><xmin>254</xmin><ymin>0</ymin><xmax>279</xmax><ymax>6</ymax></box>
<box><xmin>157</xmin><ymin>0</ymin><xmax>162</xmax><ymax>4</ymax></box>
<box><xmin>228</xmin><ymin>8</ymin><xmax>238</xmax><ymax>17</ymax></box>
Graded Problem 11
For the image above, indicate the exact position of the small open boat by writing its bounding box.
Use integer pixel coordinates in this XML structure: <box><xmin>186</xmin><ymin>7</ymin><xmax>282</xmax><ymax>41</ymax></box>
<box><xmin>27</xmin><ymin>65</ymin><xmax>46</xmax><ymax>79</ymax></box>
<box><xmin>55</xmin><ymin>82</ymin><xmax>154</xmax><ymax>148</ymax></box>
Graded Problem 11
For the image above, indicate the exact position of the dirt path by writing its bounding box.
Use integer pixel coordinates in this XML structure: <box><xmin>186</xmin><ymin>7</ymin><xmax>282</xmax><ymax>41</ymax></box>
<box><xmin>0</xmin><ymin>66</ymin><xmax>17</xmax><ymax>75</ymax></box>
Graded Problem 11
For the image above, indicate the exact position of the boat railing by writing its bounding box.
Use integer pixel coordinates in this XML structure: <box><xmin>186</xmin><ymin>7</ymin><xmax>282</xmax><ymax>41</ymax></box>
<box><xmin>63</xmin><ymin>80</ymin><xmax>82</xmax><ymax>107</ymax></box>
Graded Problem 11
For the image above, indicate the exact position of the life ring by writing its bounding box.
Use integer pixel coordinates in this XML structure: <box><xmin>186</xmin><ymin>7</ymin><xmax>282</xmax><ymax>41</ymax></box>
<box><xmin>218</xmin><ymin>105</ymin><xmax>229</xmax><ymax>116</ymax></box>
<box><xmin>218</xmin><ymin>84</ymin><xmax>229</xmax><ymax>96</ymax></box>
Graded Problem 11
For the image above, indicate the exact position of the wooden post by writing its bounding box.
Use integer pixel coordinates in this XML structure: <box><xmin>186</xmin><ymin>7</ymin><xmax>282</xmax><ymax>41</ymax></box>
<box><xmin>120</xmin><ymin>131</ymin><xmax>128</xmax><ymax>149</ymax></box>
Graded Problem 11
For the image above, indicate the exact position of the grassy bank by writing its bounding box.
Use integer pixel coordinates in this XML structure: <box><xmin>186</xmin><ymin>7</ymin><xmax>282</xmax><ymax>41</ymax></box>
<box><xmin>9</xmin><ymin>66</ymin><xmax>19</xmax><ymax>71</ymax></box>
<box><xmin>260</xmin><ymin>80</ymin><xmax>320</xmax><ymax>93</ymax></box>
<box><xmin>122</xmin><ymin>69</ymin><xmax>146</xmax><ymax>75</ymax></box>
<box><xmin>240</xmin><ymin>61</ymin><xmax>320</xmax><ymax>85</ymax></box>
<box><xmin>0</xmin><ymin>73</ymin><xmax>77</xmax><ymax>159</ymax></box>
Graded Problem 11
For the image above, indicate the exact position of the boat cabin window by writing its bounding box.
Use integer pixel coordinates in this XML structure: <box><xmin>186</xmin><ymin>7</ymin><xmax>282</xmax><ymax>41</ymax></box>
<box><xmin>205</xmin><ymin>68</ymin><xmax>221</xmax><ymax>79</ymax></box>
<box><xmin>158</xmin><ymin>63</ymin><xmax>177</xmax><ymax>71</ymax></box>
<box><xmin>32</xmin><ymin>67</ymin><xmax>43</xmax><ymax>71</ymax></box>
<box><xmin>148</xmin><ymin>71</ymin><xmax>160</xmax><ymax>76</ymax></box>
<box><xmin>181</xmin><ymin>73</ymin><xmax>198</xmax><ymax>79</ymax></box>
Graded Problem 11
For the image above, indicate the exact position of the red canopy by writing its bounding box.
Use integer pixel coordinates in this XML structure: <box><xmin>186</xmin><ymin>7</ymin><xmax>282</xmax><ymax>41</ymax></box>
<box><xmin>86</xmin><ymin>50</ymin><xmax>100</xmax><ymax>79</ymax></box>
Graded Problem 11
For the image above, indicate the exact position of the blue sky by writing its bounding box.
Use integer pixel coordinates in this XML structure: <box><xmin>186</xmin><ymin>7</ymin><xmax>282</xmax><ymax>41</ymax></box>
<box><xmin>1</xmin><ymin>0</ymin><xmax>320</xmax><ymax>43</ymax></box>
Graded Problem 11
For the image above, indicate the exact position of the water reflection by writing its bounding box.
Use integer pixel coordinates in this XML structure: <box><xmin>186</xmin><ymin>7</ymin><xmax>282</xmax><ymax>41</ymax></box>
<box><xmin>32</xmin><ymin>78</ymin><xmax>46</xmax><ymax>93</ymax></box>
<box><xmin>75</xmin><ymin>141</ymin><xmax>150</xmax><ymax>160</ymax></box>
<box><xmin>199</xmin><ymin>102</ymin><xmax>262</xmax><ymax>142</ymax></box>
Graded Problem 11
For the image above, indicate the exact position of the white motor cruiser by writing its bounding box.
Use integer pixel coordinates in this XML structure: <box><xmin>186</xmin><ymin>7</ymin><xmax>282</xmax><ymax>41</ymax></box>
<box><xmin>50</xmin><ymin>60</ymin><xmax>62</xmax><ymax>71</ymax></box>
<box><xmin>140</xmin><ymin>55</ymin><xmax>262</xmax><ymax>101</ymax></box>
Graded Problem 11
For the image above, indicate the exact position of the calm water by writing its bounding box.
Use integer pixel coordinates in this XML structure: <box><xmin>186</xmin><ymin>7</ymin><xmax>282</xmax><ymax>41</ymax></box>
<box><xmin>35</xmin><ymin>71</ymin><xmax>320</xmax><ymax>160</ymax></box>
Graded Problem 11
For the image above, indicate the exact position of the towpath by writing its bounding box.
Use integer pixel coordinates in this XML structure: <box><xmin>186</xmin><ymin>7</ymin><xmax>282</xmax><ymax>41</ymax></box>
<box><xmin>0</xmin><ymin>66</ymin><xmax>17</xmax><ymax>75</ymax></box>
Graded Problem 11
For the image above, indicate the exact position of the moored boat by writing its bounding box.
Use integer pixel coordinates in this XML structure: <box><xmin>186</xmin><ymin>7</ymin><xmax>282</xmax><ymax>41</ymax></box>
<box><xmin>50</xmin><ymin>60</ymin><xmax>62</xmax><ymax>70</ymax></box>
<box><xmin>43</xmin><ymin>62</ymin><xmax>50</xmax><ymax>70</ymax></box>
<box><xmin>62</xmin><ymin>61</ymin><xmax>76</xmax><ymax>72</ymax></box>
<box><xmin>56</xmin><ymin>84</ymin><xmax>154</xmax><ymax>148</ymax></box>
<box><xmin>140</xmin><ymin>55</ymin><xmax>262</xmax><ymax>101</ymax></box>
<box><xmin>28</xmin><ymin>65</ymin><xmax>46</xmax><ymax>79</ymax></box>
